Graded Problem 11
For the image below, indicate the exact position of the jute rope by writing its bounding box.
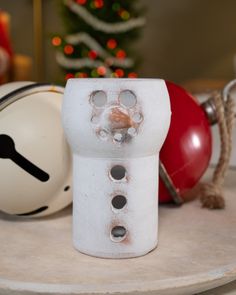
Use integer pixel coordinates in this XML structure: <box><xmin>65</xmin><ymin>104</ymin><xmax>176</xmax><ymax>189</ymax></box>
<box><xmin>199</xmin><ymin>91</ymin><xmax>235</xmax><ymax>209</ymax></box>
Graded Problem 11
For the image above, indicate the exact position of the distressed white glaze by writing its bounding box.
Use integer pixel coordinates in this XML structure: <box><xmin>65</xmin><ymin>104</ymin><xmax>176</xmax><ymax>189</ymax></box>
<box><xmin>62</xmin><ymin>78</ymin><xmax>171</xmax><ymax>258</ymax></box>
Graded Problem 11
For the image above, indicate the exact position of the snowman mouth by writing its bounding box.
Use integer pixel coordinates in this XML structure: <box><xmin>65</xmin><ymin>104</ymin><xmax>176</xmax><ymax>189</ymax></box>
<box><xmin>17</xmin><ymin>206</ymin><xmax>48</xmax><ymax>216</ymax></box>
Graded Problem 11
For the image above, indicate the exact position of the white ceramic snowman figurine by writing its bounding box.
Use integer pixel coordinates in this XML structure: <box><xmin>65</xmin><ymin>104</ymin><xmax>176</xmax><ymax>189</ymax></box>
<box><xmin>62</xmin><ymin>78</ymin><xmax>171</xmax><ymax>258</ymax></box>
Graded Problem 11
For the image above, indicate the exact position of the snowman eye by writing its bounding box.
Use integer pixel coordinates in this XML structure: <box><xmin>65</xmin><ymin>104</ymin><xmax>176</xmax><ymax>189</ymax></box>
<box><xmin>90</xmin><ymin>90</ymin><xmax>107</xmax><ymax>108</ymax></box>
<box><xmin>119</xmin><ymin>90</ymin><xmax>137</xmax><ymax>108</ymax></box>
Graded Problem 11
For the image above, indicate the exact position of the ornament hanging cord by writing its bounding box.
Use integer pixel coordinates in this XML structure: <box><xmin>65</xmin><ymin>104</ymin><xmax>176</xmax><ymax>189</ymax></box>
<box><xmin>199</xmin><ymin>80</ymin><xmax>235</xmax><ymax>209</ymax></box>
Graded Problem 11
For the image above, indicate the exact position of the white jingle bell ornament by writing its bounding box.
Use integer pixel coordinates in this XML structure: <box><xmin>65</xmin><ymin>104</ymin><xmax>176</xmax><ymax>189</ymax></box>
<box><xmin>62</xmin><ymin>78</ymin><xmax>171</xmax><ymax>258</ymax></box>
<box><xmin>0</xmin><ymin>82</ymin><xmax>72</xmax><ymax>217</ymax></box>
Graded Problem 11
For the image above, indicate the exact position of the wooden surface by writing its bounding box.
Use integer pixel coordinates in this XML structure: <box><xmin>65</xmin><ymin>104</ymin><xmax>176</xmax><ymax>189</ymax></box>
<box><xmin>0</xmin><ymin>168</ymin><xmax>235</xmax><ymax>295</ymax></box>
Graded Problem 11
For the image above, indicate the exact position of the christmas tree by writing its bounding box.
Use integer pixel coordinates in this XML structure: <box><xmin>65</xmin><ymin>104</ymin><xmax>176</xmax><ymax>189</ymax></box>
<box><xmin>52</xmin><ymin>0</ymin><xmax>145</xmax><ymax>81</ymax></box>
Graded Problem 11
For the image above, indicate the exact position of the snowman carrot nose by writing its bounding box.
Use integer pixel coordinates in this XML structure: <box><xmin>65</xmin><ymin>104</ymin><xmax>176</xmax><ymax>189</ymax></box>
<box><xmin>109</xmin><ymin>108</ymin><xmax>133</xmax><ymax>129</ymax></box>
<box><xmin>0</xmin><ymin>134</ymin><xmax>49</xmax><ymax>182</ymax></box>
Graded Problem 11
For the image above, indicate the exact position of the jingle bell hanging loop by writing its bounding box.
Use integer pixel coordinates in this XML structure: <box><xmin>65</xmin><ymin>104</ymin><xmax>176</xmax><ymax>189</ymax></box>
<box><xmin>201</xmin><ymin>79</ymin><xmax>236</xmax><ymax>125</ymax></box>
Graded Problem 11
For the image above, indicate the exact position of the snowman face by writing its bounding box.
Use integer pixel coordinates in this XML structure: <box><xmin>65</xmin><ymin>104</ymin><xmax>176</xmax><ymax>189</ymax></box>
<box><xmin>0</xmin><ymin>83</ymin><xmax>72</xmax><ymax>217</ymax></box>
<box><xmin>63</xmin><ymin>78</ymin><xmax>171</xmax><ymax>158</ymax></box>
<box><xmin>90</xmin><ymin>89</ymin><xmax>143</xmax><ymax>144</ymax></box>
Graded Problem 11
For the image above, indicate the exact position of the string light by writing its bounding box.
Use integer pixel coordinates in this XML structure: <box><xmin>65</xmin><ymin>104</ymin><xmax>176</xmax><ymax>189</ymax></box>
<box><xmin>52</xmin><ymin>36</ymin><xmax>62</xmax><ymax>46</ymax></box>
<box><xmin>55</xmin><ymin>1</ymin><xmax>143</xmax><ymax>79</ymax></box>
<box><xmin>88</xmin><ymin>50</ymin><xmax>98</xmax><ymax>59</ymax></box>
<box><xmin>97</xmin><ymin>66</ymin><xmax>106</xmax><ymax>76</ymax></box>
<box><xmin>128</xmin><ymin>72</ymin><xmax>138</xmax><ymax>78</ymax></box>
<box><xmin>94</xmin><ymin>0</ymin><xmax>104</xmax><ymax>9</ymax></box>
<box><xmin>116</xmin><ymin>49</ymin><xmax>126</xmax><ymax>59</ymax></box>
<box><xmin>111</xmin><ymin>72</ymin><xmax>118</xmax><ymax>78</ymax></box>
<box><xmin>105</xmin><ymin>58</ymin><xmax>113</xmax><ymax>66</ymax></box>
<box><xmin>115</xmin><ymin>68</ymin><xmax>124</xmax><ymax>77</ymax></box>
<box><xmin>76</xmin><ymin>0</ymin><xmax>87</xmax><ymax>4</ymax></box>
<box><xmin>107</xmin><ymin>39</ymin><xmax>117</xmax><ymax>50</ymax></box>
<box><xmin>65</xmin><ymin>73</ymin><xmax>74</xmax><ymax>80</ymax></box>
<box><xmin>120</xmin><ymin>10</ymin><xmax>130</xmax><ymax>20</ymax></box>
<box><xmin>90</xmin><ymin>1</ymin><xmax>96</xmax><ymax>9</ymax></box>
<box><xmin>112</xmin><ymin>3</ymin><xmax>120</xmax><ymax>11</ymax></box>
<box><xmin>75</xmin><ymin>72</ymin><xmax>88</xmax><ymax>78</ymax></box>
<box><xmin>64</xmin><ymin>45</ymin><xmax>74</xmax><ymax>55</ymax></box>
<box><xmin>91</xmin><ymin>68</ymin><xmax>99</xmax><ymax>77</ymax></box>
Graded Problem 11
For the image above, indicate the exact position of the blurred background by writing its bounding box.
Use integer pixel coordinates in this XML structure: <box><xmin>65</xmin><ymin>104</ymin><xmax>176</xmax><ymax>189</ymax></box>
<box><xmin>1</xmin><ymin>0</ymin><xmax>236</xmax><ymax>91</ymax></box>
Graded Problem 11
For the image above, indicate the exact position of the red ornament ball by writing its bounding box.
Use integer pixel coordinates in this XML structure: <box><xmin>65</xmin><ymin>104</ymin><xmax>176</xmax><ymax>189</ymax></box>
<box><xmin>116</xmin><ymin>49</ymin><xmax>126</xmax><ymax>59</ymax></box>
<box><xmin>115</xmin><ymin>68</ymin><xmax>124</xmax><ymax>78</ymax></box>
<box><xmin>64</xmin><ymin>45</ymin><xmax>74</xmax><ymax>55</ymax></box>
<box><xmin>97</xmin><ymin>66</ymin><xmax>106</xmax><ymax>76</ymax></box>
<box><xmin>65</xmin><ymin>73</ymin><xmax>74</xmax><ymax>80</ymax></box>
<box><xmin>94</xmin><ymin>0</ymin><xmax>104</xmax><ymax>8</ymax></box>
<box><xmin>76</xmin><ymin>0</ymin><xmax>87</xmax><ymax>5</ymax></box>
<box><xmin>107</xmin><ymin>39</ymin><xmax>117</xmax><ymax>50</ymax></box>
<box><xmin>128</xmin><ymin>72</ymin><xmax>138</xmax><ymax>78</ymax></box>
<box><xmin>159</xmin><ymin>81</ymin><xmax>212</xmax><ymax>203</ymax></box>
<box><xmin>88</xmin><ymin>50</ymin><xmax>98</xmax><ymax>59</ymax></box>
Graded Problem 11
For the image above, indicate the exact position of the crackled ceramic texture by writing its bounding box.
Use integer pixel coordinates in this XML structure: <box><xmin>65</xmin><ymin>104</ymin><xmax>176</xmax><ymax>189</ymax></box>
<box><xmin>62</xmin><ymin>78</ymin><xmax>171</xmax><ymax>258</ymax></box>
